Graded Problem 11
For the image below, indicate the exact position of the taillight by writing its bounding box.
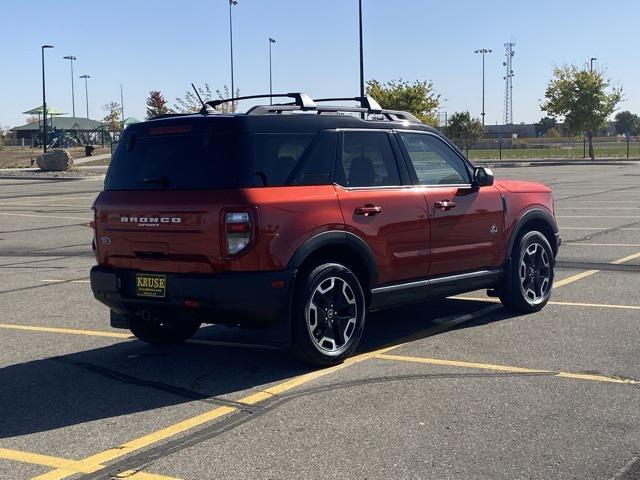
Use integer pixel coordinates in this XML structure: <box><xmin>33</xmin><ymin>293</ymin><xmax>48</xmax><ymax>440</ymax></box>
<box><xmin>225</xmin><ymin>212</ymin><xmax>251</xmax><ymax>255</ymax></box>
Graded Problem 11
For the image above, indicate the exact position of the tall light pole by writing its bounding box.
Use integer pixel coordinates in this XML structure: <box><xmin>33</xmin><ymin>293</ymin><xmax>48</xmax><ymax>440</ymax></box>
<box><xmin>474</xmin><ymin>48</ymin><xmax>492</xmax><ymax>126</ymax></box>
<box><xmin>358</xmin><ymin>0</ymin><xmax>365</xmax><ymax>117</ymax></box>
<box><xmin>229</xmin><ymin>0</ymin><xmax>238</xmax><ymax>101</ymax></box>
<box><xmin>268</xmin><ymin>37</ymin><xmax>276</xmax><ymax>104</ymax></box>
<box><xmin>358</xmin><ymin>0</ymin><xmax>364</xmax><ymax>99</ymax></box>
<box><xmin>120</xmin><ymin>84</ymin><xmax>125</xmax><ymax>125</ymax></box>
<box><xmin>79</xmin><ymin>74</ymin><xmax>91</xmax><ymax>119</ymax></box>
<box><xmin>590</xmin><ymin>57</ymin><xmax>597</xmax><ymax>72</ymax></box>
<box><xmin>63</xmin><ymin>55</ymin><xmax>77</xmax><ymax>118</ymax></box>
<box><xmin>41</xmin><ymin>45</ymin><xmax>54</xmax><ymax>153</ymax></box>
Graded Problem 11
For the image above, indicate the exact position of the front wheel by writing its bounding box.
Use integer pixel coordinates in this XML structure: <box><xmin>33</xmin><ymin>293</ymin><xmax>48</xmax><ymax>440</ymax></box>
<box><xmin>129</xmin><ymin>316</ymin><xmax>201</xmax><ymax>346</ymax></box>
<box><xmin>292</xmin><ymin>263</ymin><xmax>366</xmax><ymax>366</ymax></box>
<box><xmin>499</xmin><ymin>230</ymin><xmax>554</xmax><ymax>313</ymax></box>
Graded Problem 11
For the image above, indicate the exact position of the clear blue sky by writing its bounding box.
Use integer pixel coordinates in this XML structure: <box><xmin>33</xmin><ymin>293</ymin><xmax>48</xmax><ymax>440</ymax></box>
<box><xmin>1</xmin><ymin>0</ymin><xmax>637</xmax><ymax>129</ymax></box>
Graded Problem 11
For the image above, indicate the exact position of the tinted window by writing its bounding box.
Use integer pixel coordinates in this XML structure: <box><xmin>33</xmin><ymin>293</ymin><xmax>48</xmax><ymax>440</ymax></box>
<box><xmin>289</xmin><ymin>131</ymin><xmax>337</xmax><ymax>185</ymax></box>
<box><xmin>105</xmin><ymin>129</ymin><xmax>245</xmax><ymax>191</ymax></box>
<box><xmin>399</xmin><ymin>132</ymin><xmax>470</xmax><ymax>185</ymax></box>
<box><xmin>252</xmin><ymin>134</ymin><xmax>314</xmax><ymax>186</ymax></box>
<box><xmin>337</xmin><ymin>131</ymin><xmax>400</xmax><ymax>187</ymax></box>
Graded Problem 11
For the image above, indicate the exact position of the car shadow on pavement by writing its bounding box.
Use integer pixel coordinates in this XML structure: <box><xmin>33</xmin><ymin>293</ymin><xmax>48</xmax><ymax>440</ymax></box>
<box><xmin>0</xmin><ymin>298</ymin><xmax>519</xmax><ymax>439</ymax></box>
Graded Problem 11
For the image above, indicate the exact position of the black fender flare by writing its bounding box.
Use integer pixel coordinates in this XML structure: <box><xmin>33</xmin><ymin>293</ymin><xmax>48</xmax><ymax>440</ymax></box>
<box><xmin>286</xmin><ymin>230</ymin><xmax>378</xmax><ymax>288</ymax></box>
<box><xmin>506</xmin><ymin>207</ymin><xmax>559</xmax><ymax>260</ymax></box>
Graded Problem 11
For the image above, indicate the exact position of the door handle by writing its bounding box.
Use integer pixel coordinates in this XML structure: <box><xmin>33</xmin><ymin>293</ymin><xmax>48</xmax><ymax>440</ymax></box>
<box><xmin>355</xmin><ymin>205</ymin><xmax>382</xmax><ymax>216</ymax></box>
<box><xmin>434</xmin><ymin>200</ymin><xmax>456</xmax><ymax>211</ymax></box>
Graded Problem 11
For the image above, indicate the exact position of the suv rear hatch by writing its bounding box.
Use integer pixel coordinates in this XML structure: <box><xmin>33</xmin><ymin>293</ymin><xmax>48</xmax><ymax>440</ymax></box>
<box><xmin>94</xmin><ymin>117</ymin><xmax>250</xmax><ymax>274</ymax></box>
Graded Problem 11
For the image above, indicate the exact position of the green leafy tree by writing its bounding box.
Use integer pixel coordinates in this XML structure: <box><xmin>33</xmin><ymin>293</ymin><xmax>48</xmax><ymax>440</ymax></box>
<box><xmin>145</xmin><ymin>90</ymin><xmax>171</xmax><ymax>119</ymax></box>
<box><xmin>366</xmin><ymin>79</ymin><xmax>440</xmax><ymax>126</ymax></box>
<box><xmin>0</xmin><ymin>126</ymin><xmax>5</xmax><ymax>148</ymax></box>
<box><xmin>535</xmin><ymin>116</ymin><xmax>557</xmax><ymax>137</ymax></box>
<box><xmin>614</xmin><ymin>111</ymin><xmax>639</xmax><ymax>135</ymax></box>
<box><xmin>445</xmin><ymin>112</ymin><xmax>483</xmax><ymax>156</ymax></box>
<box><xmin>174</xmin><ymin>84</ymin><xmax>238</xmax><ymax>113</ymax></box>
<box><xmin>102</xmin><ymin>102</ymin><xmax>122</xmax><ymax>132</ymax></box>
<box><xmin>541</xmin><ymin>65</ymin><xmax>622</xmax><ymax>160</ymax></box>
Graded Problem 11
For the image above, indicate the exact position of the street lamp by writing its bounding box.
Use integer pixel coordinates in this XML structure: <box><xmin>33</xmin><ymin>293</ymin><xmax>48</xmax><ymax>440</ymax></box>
<box><xmin>79</xmin><ymin>74</ymin><xmax>91</xmax><ymax>119</ymax></box>
<box><xmin>474</xmin><ymin>48</ymin><xmax>492</xmax><ymax>126</ymax></box>
<box><xmin>590</xmin><ymin>57</ymin><xmax>597</xmax><ymax>72</ymax></box>
<box><xmin>268</xmin><ymin>37</ymin><xmax>276</xmax><ymax>104</ymax></box>
<box><xmin>41</xmin><ymin>44</ymin><xmax>54</xmax><ymax>153</ymax></box>
<box><xmin>63</xmin><ymin>55</ymin><xmax>77</xmax><ymax>118</ymax></box>
<box><xmin>229</xmin><ymin>0</ymin><xmax>238</xmax><ymax>102</ymax></box>
<box><xmin>358</xmin><ymin>0</ymin><xmax>364</xmax><ymax>99</ymax></box>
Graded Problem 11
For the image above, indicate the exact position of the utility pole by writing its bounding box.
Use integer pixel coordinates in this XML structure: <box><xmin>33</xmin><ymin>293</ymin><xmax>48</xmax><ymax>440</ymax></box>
<box><xmin>79</xmin><ymin>75</ymin><xmax>91</xmax><ymax>119</ymax></box>
<box><xmin>269</xmin><ymin>37</ymin><xmax>276</xmax><ymax>104</ymax></box>
<box><xmin>474</xmin><ymin>49</ymin><xmax>492</xmax><ymax>126</ymax></box>
<box><xmin>63</xmin><ymin>56</ymin><xmax>77</xmax><ymax>118</ymax></box>
<box><xmin>41</xmin><ymin>45</ymin><xmax>54</xmax><ymax>153</ymax></box>
<box><xmin>229</xmin><ymin>0</ymin><xmax>238</xmax><ymax>103</ymax></box>
<box><xmin>358</xmin><ymin>0</ymin><xmax>365</xmax><ymax>118</ymax></box>
<box><xmin>590</xmin><ymin>57</ymin><xmax>597</xmax><ymax>72</ymax></box>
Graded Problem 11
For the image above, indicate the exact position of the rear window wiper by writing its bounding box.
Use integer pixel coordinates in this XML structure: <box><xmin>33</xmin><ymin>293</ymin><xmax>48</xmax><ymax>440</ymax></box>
<box><xmin>140</xmin><ymin>177</ymin><xmax>171</xmax><ymax>188</ymax></box>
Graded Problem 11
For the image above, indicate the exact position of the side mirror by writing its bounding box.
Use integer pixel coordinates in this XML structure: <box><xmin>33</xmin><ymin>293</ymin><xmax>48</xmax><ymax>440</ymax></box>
<box><xmin>473</xmin><ymin>166</ymin><xmax>494</xmax><ymax>187</ymax></box>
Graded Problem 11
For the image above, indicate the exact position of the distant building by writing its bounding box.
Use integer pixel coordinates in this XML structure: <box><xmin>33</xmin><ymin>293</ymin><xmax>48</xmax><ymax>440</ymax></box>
<box><xmin>11</xmin><ymin>117</ymin><xmax>104</xmax><ymax>145</ymax></box>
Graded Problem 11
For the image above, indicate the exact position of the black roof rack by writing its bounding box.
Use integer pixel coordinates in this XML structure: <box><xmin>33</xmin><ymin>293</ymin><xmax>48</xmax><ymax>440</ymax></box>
<box><xmin>204</xmin><ymin>92</ymin><xmax>316</xmax><ymax>112</ymax></box>
<box><xmin>247</xmin><ymin>94</ymin><xmax>421</xmax><ymax>124</ymax></box>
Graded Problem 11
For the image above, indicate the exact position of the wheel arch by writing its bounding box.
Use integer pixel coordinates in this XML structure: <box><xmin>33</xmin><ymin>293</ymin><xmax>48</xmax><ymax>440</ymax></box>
<box><xmin>287</xmin><ymin>231</ymin><xmax>378</xmax><ymax>292</ymax></box>
<box><xmin>506</xmin><ymin>208</ymin><xmax>559</xmax><ymax>260</ymax></box>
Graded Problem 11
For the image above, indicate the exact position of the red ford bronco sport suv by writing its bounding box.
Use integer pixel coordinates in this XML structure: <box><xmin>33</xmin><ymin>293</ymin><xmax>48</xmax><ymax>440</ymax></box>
<box><xmin>90</xmin><ymin>93</ymin><xmax>560</xmax><ymax>365</ymax></box>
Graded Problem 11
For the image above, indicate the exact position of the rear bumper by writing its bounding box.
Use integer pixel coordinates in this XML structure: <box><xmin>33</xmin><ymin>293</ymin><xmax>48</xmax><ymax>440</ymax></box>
<box><xmin>90</xmin><ymin>266</ymin><xmax>295</xmax><ymax>327</ymax></box>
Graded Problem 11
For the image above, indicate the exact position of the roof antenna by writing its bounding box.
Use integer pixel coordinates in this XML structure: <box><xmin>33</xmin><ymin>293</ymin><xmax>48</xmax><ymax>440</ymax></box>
<box><xmin>192</xmin><ymin>83</ymin><xmax>208</xmax><ymax>114</ymax></box>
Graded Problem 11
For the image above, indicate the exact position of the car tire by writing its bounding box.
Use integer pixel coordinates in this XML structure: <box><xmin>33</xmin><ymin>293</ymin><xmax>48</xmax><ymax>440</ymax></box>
<box><xmin>499</xmin><ymin>230</ymin><xmax>554</xmax><ymax>313</ymax></box>
<box><xmin>129</xmin><ymin>317</ymin><xmax>201</xmax><ymax>346</ymax></box>
<box><xmin>292</xmin><ymin>263</ymin><xmax>366</xmax><ymax>366</ymax></box>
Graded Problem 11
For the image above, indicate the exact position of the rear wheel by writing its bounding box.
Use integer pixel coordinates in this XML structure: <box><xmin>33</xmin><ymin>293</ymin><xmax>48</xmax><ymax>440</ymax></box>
<box><xmin>292</xmin><ymin>263</ymin><xmax>366</xmax><ymax>366</ymax></box>
<box><xmin>129</xmin><ymin>316</ymin><xmax>201</xmax><ymax>346</ymax></box>
<box><xmin>499</xmin><ymin>230</ymin><xmax>554</xmax><ymax>313</ymax></box>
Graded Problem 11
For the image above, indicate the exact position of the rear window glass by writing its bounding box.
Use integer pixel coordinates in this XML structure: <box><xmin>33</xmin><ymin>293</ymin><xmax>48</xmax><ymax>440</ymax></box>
<box><xmin>105</xmin><ymin>125</ymin><xmax>327</xmax><ymax>190</ymax></box>
<box><xmin>105</xmin><ymin>128</ymin><xmax>245</xmax><ymax>190</ymax></box>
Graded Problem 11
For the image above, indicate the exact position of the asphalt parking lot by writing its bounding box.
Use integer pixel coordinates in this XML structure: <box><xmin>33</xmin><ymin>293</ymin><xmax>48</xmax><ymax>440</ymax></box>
<box><xmin>0</xmin><ymin>161</ymin><xmax>639</xmax><ymax>480</ymax></box>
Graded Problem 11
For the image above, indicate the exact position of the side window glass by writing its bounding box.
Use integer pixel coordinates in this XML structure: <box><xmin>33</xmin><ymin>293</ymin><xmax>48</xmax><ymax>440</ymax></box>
<box><xmin>252</xmin><ymin>133</ymin><xmax>314</xmax><ymax>186</ymax></box>
<box><xmin>339</xmin><ymin>131</ymin><xmax>400</xmax><ymax>187</ymax></box>
<box><xmin>290</xmin><ymin>131</ymin><xmax>337</xmax><ymax>185</ymax></box>
<box><xmin>399</xmin><ymin>133</ymin><xmax>470</xmax><ymax>185</ymax></box>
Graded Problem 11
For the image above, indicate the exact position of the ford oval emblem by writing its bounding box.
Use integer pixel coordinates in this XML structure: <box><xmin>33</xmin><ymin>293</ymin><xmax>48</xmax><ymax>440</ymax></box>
<box><xmin>101</xmin><ymin>236</ymin><xmax>111</xmax><ymax>246</ymax></box>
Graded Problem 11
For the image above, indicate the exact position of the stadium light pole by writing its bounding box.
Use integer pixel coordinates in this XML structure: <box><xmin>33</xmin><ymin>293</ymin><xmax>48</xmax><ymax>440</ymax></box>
<box><xmin>268</xmin><ymin>37</ymin><xmax>276</xmax><ymax>104</ymax></box>
<box><xmin>79</xmin><ymin>75</ymin><xmax>91</xmax><ymax>119</ymax></box>
<box><xmin>229</xmin><ymin>0</ymin><xmax>238</xmax><ymax>101</ymax></box>
<box><xmin>63</xmin><ymin>56</ymin><xmax>77</xmax><ymax>118</ymax></box>
<box><xmin>41</xmin><ymin>45</ymin><xmax>54</xmax><ymax>153</ymax></box>
<box><xmin>358</xmin><ymin>0</ymin><xmax>365</xmax><ymax>118</ymax></box>
<box><xmin>474</xmin><ymin>48</ymin><xmax>492</xmax><ymax>126</ymax></box>
<box><xmin>590</xmin><ymin>57</ymin><xmax>597</xmax><ymax>72</ymax></box>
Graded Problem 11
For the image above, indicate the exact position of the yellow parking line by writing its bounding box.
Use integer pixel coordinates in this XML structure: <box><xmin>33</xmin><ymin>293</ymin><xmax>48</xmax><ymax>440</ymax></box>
<box><xmin>375</xmin><ymin>353</ymin><xmax>639</xmax><ymax>385</ymax></box>
<box><xmin>113</xmin><ymin>471</ymin><xmax>183</xmax><ymax>480</ymax></box>
<box><xmin>561</xmin><ymin>227</ymin><xmax>640</xmax><ymax>230</ymax></box>
<box><xmin>34</xmin><ymin>305</ymin><xmax>499</xmax><ymax>480</ymax></box>
<box><xmin>553</xmin><ymin>270</ymin><xmax>600</xmax><ymax>287</ymax></box>
<box><xmin>0</xmin><ymin>448</ymin><xmax>102</xmax><ymax>474</ymax></box>
<box><xmin>452</xmin><ymin>296</ymin><xmax>640</xmax><ymax>310</ymax></box>
<box><xmin>611</xmin><ymin>251</ymin><xmax>640</xmax><ymax>264</ymax></box>
<box><xmin>552</xmin><ymin>250</ymin><xmax>640</xmax><ymax>287</ymax></box>
<box><xmin>0</xmin><ymin>202</ymin><xmax>91</xmax><ymax>207</ymax></box>
<box><xmin>0</xmin><ymin>323</ymin><xmax>130</xmax><ymax>339</ymax></box>
<box><xmin>556</xmin><ymin>215</ymin><xmax>640</xmax><ymax>218</ymax></box>
<box><xmin>41</xmin><ymin>279</ymin><xmax>91</xmax><ymax>283</ymax></box>
<box><xmin>0</xmin><ymin>212</ymin><xmax>91</xmax><ymax>221</ymax></box>
<box><xmin>564</xmin><ymin>243</ymin><xmax>640</xmax><ymax>247</ymax></box>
